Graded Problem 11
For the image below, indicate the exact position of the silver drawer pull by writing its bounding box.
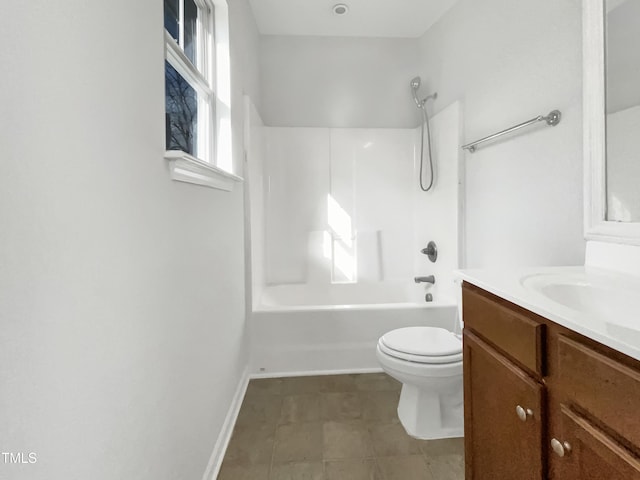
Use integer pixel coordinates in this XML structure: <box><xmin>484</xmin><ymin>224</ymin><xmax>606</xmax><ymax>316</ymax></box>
<box><xmin>516</xmin><ymin>405</ymin><xmax>534</xmax><ymax>422</ymax></box>
<box><xmin>551</xmin><ymin>438</ymin><xmax>572</xmax><ymax>457</ymax></box>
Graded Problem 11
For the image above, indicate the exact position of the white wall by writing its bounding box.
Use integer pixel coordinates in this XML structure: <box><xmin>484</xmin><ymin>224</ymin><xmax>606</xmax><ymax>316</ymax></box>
<box><xmin>417</xmin><ymin>0</ymin><xmax>585</xmax><ymax>268</ymax></box>
<box><xmin>260</xmin><ymin>35</ymin><xmax>421</xmax><ymax>128</ymax></box>
<box><xmin>0</xmin><ymin>0</ymin><xmax>259</xmax><ymax>479</ymax></box>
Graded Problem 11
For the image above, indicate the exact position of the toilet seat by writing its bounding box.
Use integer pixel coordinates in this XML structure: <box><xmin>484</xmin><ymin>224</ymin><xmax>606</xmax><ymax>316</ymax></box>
<box><xmin>379</xmin><ymin>327</ymin><xmax>462</xmax><ymax>365</ymax></box>
<box><xmin>378</xmin><ymin>341</ymin><xmax>463</xmax><ymax>364</ymax></box>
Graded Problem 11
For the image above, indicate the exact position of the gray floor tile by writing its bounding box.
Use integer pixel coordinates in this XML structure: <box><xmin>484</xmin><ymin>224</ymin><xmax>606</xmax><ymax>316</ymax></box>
<box><xmin>324</xmin><ymin>458</ymin><xmax>383</xmax><ymax>480</ymax></box>
<box><xmin>236</xmin><ymin>394</ymin><xmax>283</xmax><ymax>427</ymax></box>
<box><xmin>419</xmin><ymin>437</ymin><xmax>464</xmax><ymax>457</ymax></box>
<box><xmin>280</xmin><ymin>394</ymin><xmax>322</xmax><ymax>424</ymax></box>
<box><xmin>425</xmin><ymin>454</ymin><xmax>465</xmax><ymax>480</ymax></box>
<box><xmin>361</xmin><ymin>390</ymin><xmax>401</xmax><ymax>424</ymax></box>
<box><xmin>354</xmin><ymin>373</ymin><xmax>401</xmax><ymax>392</ymax></box>
<box><xmin>224</xmin><ymin>423</ymin><xmax>275</xmax><ymax>466</ymax></box>
<box><xmin>245</xmin><ymin>378</ymin><xmax>284</xmax><ymax>397</ymax></box>
<box><xmin>269</xmin><ymin>462</ymin><xmax>324</xmax><ymax>480</ymax></box>
<box><xmin>218</xmin><ymin>463</ymin><xmax>270</xmax><ymax>480</ymax></box>
<box><xmin>368</xmin><ymin>423</ymin><xmax>421</xmax><ymax>456</ymax></box>
<box><xmin>376</xmin><ymin>455</ymin><xmax>435</xmax><ymax>480</ymax></box>
<box><xmin>272</xmin><ymin>422</ymin><xmax>324</xmax><ymax>464</ymax></box>
<box><xmin>316</xmin><ymin>374</ymin><xmax>358</xmax><ymax>392</ymax></box>
<box><xmin>321</xmin><ymin>392</ymin><xmax>363</xmax><ymax>421</ymax></box>
<box><xmin>281</xmin><ymin>376</ymin><xmax>327</xmax><ymax>394</ymax></box>
<box><xmin>221</xmin><ymin>374</ymin><xmax>465</xmax><ymax>480</ymax></box>
<box><xmin>323</xmin><ymin>421</ymin><xmax>374</xmax><ymax>460</ymax></box>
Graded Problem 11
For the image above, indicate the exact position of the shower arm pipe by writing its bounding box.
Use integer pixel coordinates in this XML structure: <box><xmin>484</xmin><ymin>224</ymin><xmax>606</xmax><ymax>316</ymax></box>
<box><xmin>461</xmin><ymin>110</ymin><xmax>561</xmax><ymax>153</ymax></box>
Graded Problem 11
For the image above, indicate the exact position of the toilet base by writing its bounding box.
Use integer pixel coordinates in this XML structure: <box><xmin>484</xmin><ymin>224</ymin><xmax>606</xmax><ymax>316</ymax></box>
<box><xmin>397</xmin><ymin>382</ymin><xmax>464</xmax><ymax>440</ymax></box>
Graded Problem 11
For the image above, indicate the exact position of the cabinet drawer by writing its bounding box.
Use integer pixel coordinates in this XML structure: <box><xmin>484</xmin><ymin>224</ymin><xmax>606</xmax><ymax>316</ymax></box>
<box><xmin>462</xmin><ymin>285</ymin><xmax>544</xmax><ymax>375</ymax></box>
<box><xmin>558</xmin><ymin>335</ymin><xmax>640</xmax><ymax>447</ymax></box>
<box><xmin>557</xmin><ymin>405</ymin><xmax>640</xmax><ymax>479</ymax></box>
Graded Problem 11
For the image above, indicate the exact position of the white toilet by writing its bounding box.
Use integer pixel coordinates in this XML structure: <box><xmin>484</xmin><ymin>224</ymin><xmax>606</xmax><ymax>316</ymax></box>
<box><xmin>376</xmin><ymin>326</ymin><xmax>463</xmax><ymax>440</ymax></box>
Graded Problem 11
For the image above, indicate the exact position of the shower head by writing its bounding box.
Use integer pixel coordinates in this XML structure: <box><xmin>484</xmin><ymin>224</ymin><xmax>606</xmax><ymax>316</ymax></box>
<box><xmin>410</xmin><ymin>76</ymin><xmax>424</xmax><ymax>108</ymax></box>
<box><xmin>410</xmin><ymin>76</ymin><xmax>437</xmax><ymax>109</ymax></box>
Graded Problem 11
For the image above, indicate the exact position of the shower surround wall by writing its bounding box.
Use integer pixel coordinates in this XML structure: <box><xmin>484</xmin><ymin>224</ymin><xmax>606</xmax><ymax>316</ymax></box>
<box><xmin>262</xmin><ymin>106</ymin><xmax>461</xmax><ymax>302</ymax></box>
<box><xmin>265</xmin><ymin>127</ymin><xmax>418</xmax><ymax>287</ymax></box>
<box><xmin>245</xmin><ymin>98</ymin><xmax>267</xmax><ymax>311</ymax></box>
<box><xmin>248</xmin><ymin>103</ymin><xmax>462</xmax><ymax>373</ymax></box>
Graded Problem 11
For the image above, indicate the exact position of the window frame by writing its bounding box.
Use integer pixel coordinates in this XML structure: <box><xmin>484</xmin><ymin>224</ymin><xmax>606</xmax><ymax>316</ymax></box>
<box><xmin>163</xmin><ymin>0</ymin><xmax>239</xmax><ymax>189</ymax></box>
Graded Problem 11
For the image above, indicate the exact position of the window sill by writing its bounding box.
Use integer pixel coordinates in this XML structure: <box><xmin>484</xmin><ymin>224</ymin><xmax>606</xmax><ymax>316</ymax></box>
<box><xmin>165</xmin><ymin>151</ymin><xmax>243</xmax><ymax>191</ymax></box>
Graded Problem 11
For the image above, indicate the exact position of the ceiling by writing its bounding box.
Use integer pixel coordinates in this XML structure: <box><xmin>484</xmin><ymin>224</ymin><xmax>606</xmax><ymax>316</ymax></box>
<box><xmin>248</xmin><ymin>0</ymin><xmax>460</xmax><ymax>38</ymax></box>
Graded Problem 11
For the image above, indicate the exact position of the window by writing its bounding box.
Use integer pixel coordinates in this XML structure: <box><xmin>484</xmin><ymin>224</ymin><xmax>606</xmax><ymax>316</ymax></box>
<box><xmin>164</xmin><ymin>0</ymin><xmax>237</xmax><ymax>189</ymax></box>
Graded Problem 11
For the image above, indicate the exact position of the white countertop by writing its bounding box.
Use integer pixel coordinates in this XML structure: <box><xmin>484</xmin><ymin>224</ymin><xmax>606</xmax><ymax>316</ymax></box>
<box><xmin>455</xmin><ymin>266</ymin><xmax>640</xmax><ymax>362</ymax></box>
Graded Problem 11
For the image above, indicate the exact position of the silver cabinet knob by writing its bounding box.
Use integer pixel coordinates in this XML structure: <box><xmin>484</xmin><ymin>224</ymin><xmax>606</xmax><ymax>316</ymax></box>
<box><xmin>551</xmin><ymin>438</ymin><xmax>572</xmax><ymax>457</ymax></box>
<box><xmin>516</xmin><ymin>405</ymin><xmax>533</xmax><ymax>422</ymax></box>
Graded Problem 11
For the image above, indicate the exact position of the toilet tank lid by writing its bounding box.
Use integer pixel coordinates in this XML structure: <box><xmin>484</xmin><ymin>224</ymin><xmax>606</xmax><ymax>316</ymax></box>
<box><xmin>380</xmin><ymin>327</ymin><xmax>462</xmax><ymax>357</ymax></box>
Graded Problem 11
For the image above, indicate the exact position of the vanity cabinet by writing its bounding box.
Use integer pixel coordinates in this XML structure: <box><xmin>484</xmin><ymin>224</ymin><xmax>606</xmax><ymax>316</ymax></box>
<box><xmin>463</xmin><ymin>331</ymin><xmax>545</xmax><ymax>479</ymax></box>
<box><xmin>462</xmin><ymin>282</ymin><xmax>640</xmax><ymax>480</ymax></box>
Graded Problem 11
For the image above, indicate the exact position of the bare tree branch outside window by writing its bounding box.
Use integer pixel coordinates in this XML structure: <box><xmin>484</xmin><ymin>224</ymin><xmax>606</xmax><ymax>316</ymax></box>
<box><xmin>165</xmin><ymin>62</ymin><xmax>198</xmax><ymax>156</ymax></box>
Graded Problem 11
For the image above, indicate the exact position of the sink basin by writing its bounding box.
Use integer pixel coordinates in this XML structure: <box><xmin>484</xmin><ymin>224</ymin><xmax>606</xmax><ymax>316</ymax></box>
<box><xmin>520</xmin><ymin>271</ymin><xmax>640</xmax><ymax>348</ymax></box>
<box><xmin>520</xmin><ymin>272</ymin><xmax>640</xmax><ymax>318</ymax></box>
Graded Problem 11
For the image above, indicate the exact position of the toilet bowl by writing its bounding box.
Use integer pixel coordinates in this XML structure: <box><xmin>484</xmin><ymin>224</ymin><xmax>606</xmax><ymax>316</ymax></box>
<box><xmin>376</xmin><ymin>326</ymin><xmax>463</xmax><ymax>440</ymax></box>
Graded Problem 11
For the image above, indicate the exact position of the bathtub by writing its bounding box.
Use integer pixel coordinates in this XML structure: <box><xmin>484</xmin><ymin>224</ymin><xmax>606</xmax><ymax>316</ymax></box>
<box><xmin>250</xmin><ymin>282</ymin><xmax>459</xmax><ymax>375</ymax></box>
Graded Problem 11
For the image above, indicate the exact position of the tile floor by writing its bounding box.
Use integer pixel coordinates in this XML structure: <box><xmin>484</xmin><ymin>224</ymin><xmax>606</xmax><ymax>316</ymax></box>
<box><xmin>218</xmin><ymin>373</ymin><xmax>464</xmax><ymax>479</ymax></box>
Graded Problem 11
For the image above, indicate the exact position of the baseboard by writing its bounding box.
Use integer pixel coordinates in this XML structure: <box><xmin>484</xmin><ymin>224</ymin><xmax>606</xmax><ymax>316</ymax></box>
<box><xmin>249</xmin><ymin>366</ymin><xmax>384</xmax><ymax>379</ymax></box>
<box><xmin>202</xmin><ymin>367</ymin><xmax>250</xmax><ymax>480</ymax></box>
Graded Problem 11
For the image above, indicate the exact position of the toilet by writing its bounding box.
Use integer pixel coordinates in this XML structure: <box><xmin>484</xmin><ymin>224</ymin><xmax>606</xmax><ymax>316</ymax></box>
<box><xmin>376</xmin><ymin>326</ymin><xmax>463</xmax><ymax>440</ymax></box>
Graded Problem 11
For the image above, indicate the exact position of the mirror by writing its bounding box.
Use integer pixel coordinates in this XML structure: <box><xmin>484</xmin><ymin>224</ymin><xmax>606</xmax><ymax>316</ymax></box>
<box><xmin>584</xmin><ymin>0</ymin><xmax>640</xmax><ymax>243</ymax></box>
<box><xmin>605</xmin><ymin>0</ymin><xmax>640</xmax><ymax>222</ymax></box>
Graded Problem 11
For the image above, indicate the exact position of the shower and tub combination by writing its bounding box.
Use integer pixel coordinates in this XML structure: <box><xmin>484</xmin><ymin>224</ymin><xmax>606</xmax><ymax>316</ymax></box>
<box><xmin>244</xmin><ymin>76</ymin><xmax>464</xmax><ymax>437</ymax></box>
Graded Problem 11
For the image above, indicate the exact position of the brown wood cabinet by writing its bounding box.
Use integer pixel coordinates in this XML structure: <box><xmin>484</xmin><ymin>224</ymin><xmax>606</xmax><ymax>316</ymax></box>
<box><xmin>557</xmin><ymin>405</ymin><xmax>640</xmax><ymax>479</ymax></box>
<box><xmin>462</xmin><ymin>282</ymin><xmax>640</xmax><ymax>480</ymax></box>
<box><xmin>464</xmin><ymin>331</ymin><xmax>545</xmax><ymax>479</ymax></box>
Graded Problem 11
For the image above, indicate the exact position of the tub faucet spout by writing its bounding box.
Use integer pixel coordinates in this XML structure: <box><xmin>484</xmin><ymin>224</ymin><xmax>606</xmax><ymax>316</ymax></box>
<box><xmin>414</xmin><ymin>275</ymin><xmax>435</xmax><ymax>284</ymax></box>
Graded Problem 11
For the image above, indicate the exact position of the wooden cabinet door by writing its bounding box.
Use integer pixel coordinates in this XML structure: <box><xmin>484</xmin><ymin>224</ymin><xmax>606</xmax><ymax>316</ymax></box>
<box><xmin>553</xmin><ymin>405</ymin><xmax>640</xmax><ymax>480</ymax></box>
<box><xmin>464</xmin><ymin>330</ymin><xmax>545</xmax><ymax>480</ymax></box>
